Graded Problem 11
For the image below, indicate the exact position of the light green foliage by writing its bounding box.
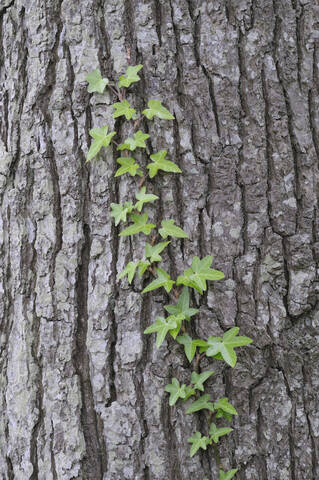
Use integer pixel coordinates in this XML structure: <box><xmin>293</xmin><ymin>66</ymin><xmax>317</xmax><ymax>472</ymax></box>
<box><xmin>176</xmin><ymin>334</ymin><xmax>207</xmax><ymax>363</ymax></box>
<box><xmin>186</xmin><ymin>394</ymin><xmax>215</xmax><ymax>414</ymax></box>
<box><xmin>135</xmin><ymin>187</ymin><xmax>159</xmax><ymax>212</ymax></box>
<box><xmin>214</xmin><ymin>398</ymin><xmax>238</xmax><ymax>419</ymax></box>
<box><xmin>117</xmin><ymin>261</ymin><xmax>137</xmax><ymax>284</ymax></box>
<box><xmin>200</xmin><ymin>327</ymin><xmax>253</xmax><ymax>367</ymax></box>
<box><xmin>118</xmin><ymin>64</ymin><xmax>143</xmax><ymax>88</ymax></box>
<box><xmin>145</xmin><ymin>241</ymin><xmax>170</xmax><ymax>263</ymax></box>
<box><xmin>191</xmin><ymin>371</ymin><xmax>214</xmax><ymax>392</ymax></box>
<box><xmin>165</xmin><ymin>378</ymin><xmax>187</xmax><ymax>406</ymax></box>
<box><xmin>117</xmin><ymin>130</ymin><xmax>150</xmax><ymax>151</ymax></box>
<box><xmin>209</xmin><ymin>423</ymin><xmax>233</xmax><ymax>444</ymax></box>
<box><xmin>147</xmin><ymin>149</ymin><xmax>182</xmax><ymax>178</ymax></box>
<box><xmin>85</xmin><ymin>69</ymin><xmax>108</xmax><ymax>93</ymax></box>
<box><xmin>164</xmin><ymin>287</ymin><xmax>198</xmax><ymax>321</ymax></box>
<box><xmin>142</xmin><ymin>267</ymin><xmax>175</xmax><ymax>294</ymax></box>
<box><xmin>86</xmin><ymin>126</ymin><xmax>116</xmax><ymax>162</ymax></box>
<box><xmin>219</xmin><ymin>469</ymin><xmax>238</xmax><ymax>480</ymax></box>
<box><xmin>159</xmin><ymin>219</ymin><xmax>188</xmax><ymax>239</ymax></box>
<box><xmin>177</xmin><ymin>255</ymin><xmax>225</xmax><ymax>294</ymax></box>
<box><xmin>110</xmin><ymin>201</ymin><xmax>134</xmax><ymax>226</ymax></box>
<box><xmin>137</xmin><ymin>260</ymin><xmax>150</xmax><ymax>276</ymax></box>
<box><xmin>144</xmin><ymin>315</ymin><xmax>178</xmax><ymax>348</ymax></box>
<box><xmin>143</xmin><ymin>99</ymin><xmax>175</xmax><ymax>120</ymax></box>
<box><xmin>187</xmin><ymin>432</ymin><xmax>209</xmax><ymax>458</ymax></box>
<box><xmin>112</xmin><ymin>100</ymin><xmax>137</xmax><ymax>120</ymax></box>
<box><xmin>115</xmin><ymin>157</ymin><xmax>143</xmax><ymax>177</ymax></box>
<box><xmin>119</xmin><ymin>213</ymin><xmax>155</xmax><ymax>236</ymax></box>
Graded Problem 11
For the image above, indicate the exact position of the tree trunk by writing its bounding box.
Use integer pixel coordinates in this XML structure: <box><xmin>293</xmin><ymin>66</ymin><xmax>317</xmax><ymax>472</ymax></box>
<box><xmin>0</xmin><ymin>0</ymin><xmax>318</xmax><ymax>478</ymax></box>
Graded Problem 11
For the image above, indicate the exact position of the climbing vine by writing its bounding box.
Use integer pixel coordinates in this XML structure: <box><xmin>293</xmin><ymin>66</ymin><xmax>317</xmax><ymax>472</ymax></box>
<box><xmin>85</xmin><ymin>64</ymin><xmax>252</xmax><ymax>479</ymax></box>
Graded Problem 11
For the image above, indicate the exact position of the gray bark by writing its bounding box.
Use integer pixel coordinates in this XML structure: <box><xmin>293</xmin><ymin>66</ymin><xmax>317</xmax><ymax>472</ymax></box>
<box><xmin>0</xmin><ymin>0</ymin><xmax>318</xmax><ymax>479</ymax></box>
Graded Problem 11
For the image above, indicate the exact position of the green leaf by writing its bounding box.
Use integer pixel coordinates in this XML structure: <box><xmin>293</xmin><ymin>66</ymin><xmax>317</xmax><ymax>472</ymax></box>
<box><xmin>117</xmin><ymin>130</ymin><xmax>150</xmax><ymax>151</ymax></box>
<box><xmin>142</xmin><ymin>267</ymin><xmax>175</xmax><ymax>294</ymax></box>
<box><xmin>145</xmin><ymin>241</ymin><xmax>170</xmax><ymax>263</ymax></box>
<box><xmin>168</xmin><ymin>313</ymin><xmax>185</xmax><ymax>340</ymax></box>
<box><xmin>144</xmin><ymin>316</ymin><xmax>178</xmax><ymax>348</ymax></box>
<box><xmin>186</xmin><ymin>394</ymin><xmax>215</xmax><ymax>414</ymax></box>
<box><xmin>187</xmin><ymin>432</ymin><xmax>209</xmax><ymax>458</ymax></box>
<box><xmin>142</xmin><ymin>100</ymin><xmax>175</xmax><ymax>120</ymax></box>
<box><xmin>146</xmin><ymin>150</ymin><xmax>182</xmax><ymax>178</ymax></box>
<box><xmin>165</xmin><ymin>378</ymin><xmax>187</xmax><ymax>406</ymax></box>
<box><xmin>159</xmin><ymin>219</ymin><xmax>188</xmax><ymax>239</ymax></box>
<box><xmin>200</xmin><ymin>327</ymin><xmax>253</xmax><ymax>367</ymax></box>
<box><xmin>85</xmin><ymin>69</ymin><xmax>109</xmax><ymax>93</ymax></box>
<box><xmin>87</xmin><ymin>126</ymin><xmax>116</xmax><ymax>162</ymax></box>
<box><xmin>137</xmin><ymin>259</ymin><xmax>151</xmax><ymax>276</ymax></box>
<box><xmin>219</xmin><ymin>468</ymin><xmax>238</xmax><ymax>480</ymax></box>
<box><xmin>135</xmin><ymin>187</ymin><xmax>159</xmax><ymax>212</ymax></box>
<box><xmin>176</xmin><ymin>255</ymin><xmax>225</xmax><ymax>294</ymax></box>
<box><xmin>115</xmin><ymin>157</ymin><xmax>142</xmax><ymax>177</ymax></box>
<box><xmin>176</xmin><ymin>334</ymin><xmax>207</xmax><ymax>363</ymax></box>
<box><xmin>117</xmin><ymin>261</ymin><xmax>137</xmax><ymax>284</ymax></box>
<box><xmin>209</xmin><ymin>423</ymin><xmax>233</xmax><ymax>444</ymax></box>
<box><xmin>110</xmin><ymin>201</ymin><xmax>134</xmax><ymax>226</ymax></box>
<box><xmin>213</xmin><ymin>398</ymin><xmax>238</xmax><ymax>417</ymax></box>
<box><xmin>112</xmin><ymin>100</ymin><xmax>137</xmax><ymax>120</ymax></box>
<box><xmin>164</xmin><ymin>287</ymin><xmax>198</xmax><ymax>321</ymax></box>
<box><xmin>183</xmin><ymin>384</ymin><xmax>196</xmax><ymax>401</ymax></box>
<box><xmin>118</xmin><ymin>64</ymin><xmax>143</xmax><ymax>88</ymax></box>
<box><xmin>191</xmin><ymin>371</ymin><xmax>214</xmax><ymax>392</ymax></box>
<box><xmin>119</xmin><ymin>213</ymin><xmax>155</xmax><ymax>237</ymax></box>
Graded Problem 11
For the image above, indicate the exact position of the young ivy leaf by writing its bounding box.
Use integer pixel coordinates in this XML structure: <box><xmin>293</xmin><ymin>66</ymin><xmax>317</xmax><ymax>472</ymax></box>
<box><xmin>209</xmin><ymin>423</ymin><xmax>233</xmax><ymax>444</ymax></box>
<box><xmin>164</xmin><ymin>286</ymin><xmax>198</xmax><ymax>321</ymax></box>
<box><xmin>142</xmin><ymin>100</ymin><xmax>175</xmax><ymax>120</ymax></box>
<box><xmin>119</xmin><ymin>213</ymin><xmax>155</xmax><ymax>237</ymax></box>
<box><xmin>86</xmin><ymin>126</ymin><xmax>116</xmax><ymax>162</ymax></box>
<box><xmin>191</xmin><ymin>371</ymin><xmax>215</xmax><ymax>392</ymax></box>
<box><xmin>115</xmin><ymin>157</ymin><xmax>143</xmax><ymax>177</ymax></box>
<box><xmin>165</xmin><ymin>378</ymin><xmax>187</xmax><ymax>406</ymax></box>
<box><xmin>186</xmin><ymin>394</ymin><xmax>215</xmax><ymax>414</ymax></box>
<box><xmin>117</xmin><ymin>261</ymin><xmax>137</xmax><ymax>284</ymax></box>
<box><xmin>112</xmin><ymin>100</ymin><xmax>137</xmax><ymax>120</ymax></box>
<box><xmin>142</xmin><ymin>267</ymin><xmax>175</xmax><ymax>294</ymax></box>
<box><xmin>176</xmin><ymin>334</ymin><xmax>207</xmax><ymax>363</ymax></box>
<box><xmin>146</xmin><ymin>150</ymin><xmax>182</xmax><ymax>178</ymax></box>
<box><xmin>145</xmin><ymin>241</ymin><xmax>170</xmax><ymax>263</ymax></box>
<box><xmin>187</xmin><ymin>432</ymin><xmax>209</xmax><ymax>458</ymax></box>
<box><xmin>117</xmin><ymin>130</ymin><xmax>150</xmax><ymax>151</ymax></box>
<box><xmin>118</xmin><ymin>64</ymin><xmax>143</xmax><ymax>88</ymax></box>
<box><xmin>159</xmin><ymin>219</ymin><xmax>188</xmax><ymax>239</ymax></box>
<box><xmin>177</xmin><ymin>255</ymin><xmax>224</xmax><ymax>294</ymax></box>
<box><xmin>168</xmin><ymin>313</ymin><xmax>185</xmax><ymax>340</ymax></box>
<box><xmin>144</xmin><ymin>315</ymin><xmax>178</xmax><ymax>348</ymax></box>
<box><xmin>183</xmin><ymin>384</ymin><xmax>196</xmax><ymax>401</ymax></box>
<box><xmin>110</xmin><ymin>201</ymin><xmax>134</xmax><ymax>226</ymax></box>
<box><xmin>85</xmin><ymin>69</ymin><xmax>109</xmax><ymax>93</ymax></box>
<box><xmin>137</xmin><ymin>259</ymin><xmax>151</xmax><ymax>277</ymax></box>
<box><xmin>213</xmin><ymin>397</ymin><xmax>238</xmax><ymax>417</ymax></box>
<box><xmin>219</xmin><ymin>469</ymin><xmax>238</xmax><ymax>480</ymax></box>
<box><xmin>199</xmin><ymin>327</ymin><xmax>253</xmax><ymax>368</ymax></box>
<box><xmin>135</xmin><ymin>187</ymin><xmax>159</xmax><ymax>212</ymax></box>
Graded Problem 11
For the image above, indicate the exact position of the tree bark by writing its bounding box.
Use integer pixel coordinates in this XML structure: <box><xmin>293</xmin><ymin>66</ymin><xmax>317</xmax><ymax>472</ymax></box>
<box><xmin>0</xmin><ymin>0</ymin><xmax>318</xmax><ymax>479</ymax></box>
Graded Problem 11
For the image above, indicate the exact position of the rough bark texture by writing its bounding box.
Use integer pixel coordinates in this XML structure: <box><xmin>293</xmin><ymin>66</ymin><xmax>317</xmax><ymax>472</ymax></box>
<box><xmin>0</xmin><ymin>0</ymin><xmax>319</xmax><ymax>479</ymax></box>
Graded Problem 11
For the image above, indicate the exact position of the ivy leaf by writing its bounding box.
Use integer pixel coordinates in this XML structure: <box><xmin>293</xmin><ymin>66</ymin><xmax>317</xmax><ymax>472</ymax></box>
<box><xmin>183</xmin><ymin>385</ymin><xmax>196</xmax><ymax>401</ymax></box>
<box><xmin>165</xmin><ymin>378</ymin><xmax>187</xmax><ymax>406</ymax></box>
<box><xmin>146</xmin><ymin>150</ymin><xmax>182</xmax><ymax>178</ymax></box>
<box><xmin>177</xmin><ymin>255</ymin><xmax>225</xmax><ymax>294</ymax></box>
<box><xmin>187</xmin><ymin>432</ymin><xmax>209</xmax><ymax>458</ymax></box>
<box><xmin>87</xmin><ymin>126</ymin><xmax>116</xmax><ymax>162</ymax></box>
<box><xmin>191</xmin><ymin>371</ymin><xmax>215</xmax><ymax>392</ymax></box>
<box><xmin>137</xmin><ymin>259</ymin><xmax>151</xmax><ymax>276</ymax></box>
<box><xmin>119</xmin><ymin>213</ymin><xmax>155</xmax><ymax>237</ymax></box>
<box><xmin>85</xmin><ymin>69</ymin><xmax>109</xmax><ymax>93</ymax></box>
<box><xmin>200</xmin><ymin>327</ymin><xmax>253</xmax><ymax>367</ymax></box>
<box><xmin>142</xmin><ymin>100</ymin><xmax>175</xmax><ymax>120</ymax></box>
<box><xmin>110</xmin><ymin>201</ymin><xmax>134</xmax><ymax>226</ymax></box>
<box><xmin>145</xmin><ymin>241</ymin><xmax>170</xmax><ymax>263</ymax></box>
<box><xmin>117</xmin><ymin>130</ymin><xmax>150</xmax><ymax>151</ymax></box>
<box><xmin>144</xmin><ymin>315</ymin><xmax>178</xmax><ymax>348</ymax></box>
<box><xmin>118</xmin><ymin>64</ymin><xmax>143</xmax><ymax>88</ymax></box>
<box><xmin>209</xmin><ymin>423</ymin><xmax>233</xmax><ymax>444</ymax></box>
<box><xmin>112</xmin><ymin>100</ymin><xmax>137</xmax><ymax>120</ymax></box>
<box><xmin>213</xmin><ymin>398</ymin><xmax>238</xmax><ymax>417</ymax></box>
<box><xmin>186</xmin><ymin>394</ymin><xmax>215</xmax><ymax>414</ymax></box>
<box><xmin>142</xmin><ymin>267</ymin><xmax>175</xmax><ymax>294</ymax></box>
<box><xmin>115</xmin><ymin>157</ymin><xmax>143</xmax><ymax>177</ymax></box>
<box><xmin>117</xmin><ymin>261</ymin><xmax>137</xmax><ymax>284</ymax></box>
<box><xmin>135</xmin><ymin>187</ymin><xmax>159</xmax><ymax>212</ymax></box>
<box><xmin>168</xmin><ymin>313</ymin><xmax>185</xmax><ymax>340</ymax></box>
<box><xmin>164</xmin><ymin>287</ymin><xmax>198</xmax><ymax>321</ymax></box>
<box><xmin>159</xmin><ymin>219</ymin><xmax>188</xmax><ymax>239</ymax></box>
<box><xmin>176</xmin><ymin>334</ymin><xmax>207</xmax><ymax>363</ymax></box>
<box><xmin>219</xmin><ymin>469</ymin><xmax>238</xmax><ymax>480</ymax></box>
